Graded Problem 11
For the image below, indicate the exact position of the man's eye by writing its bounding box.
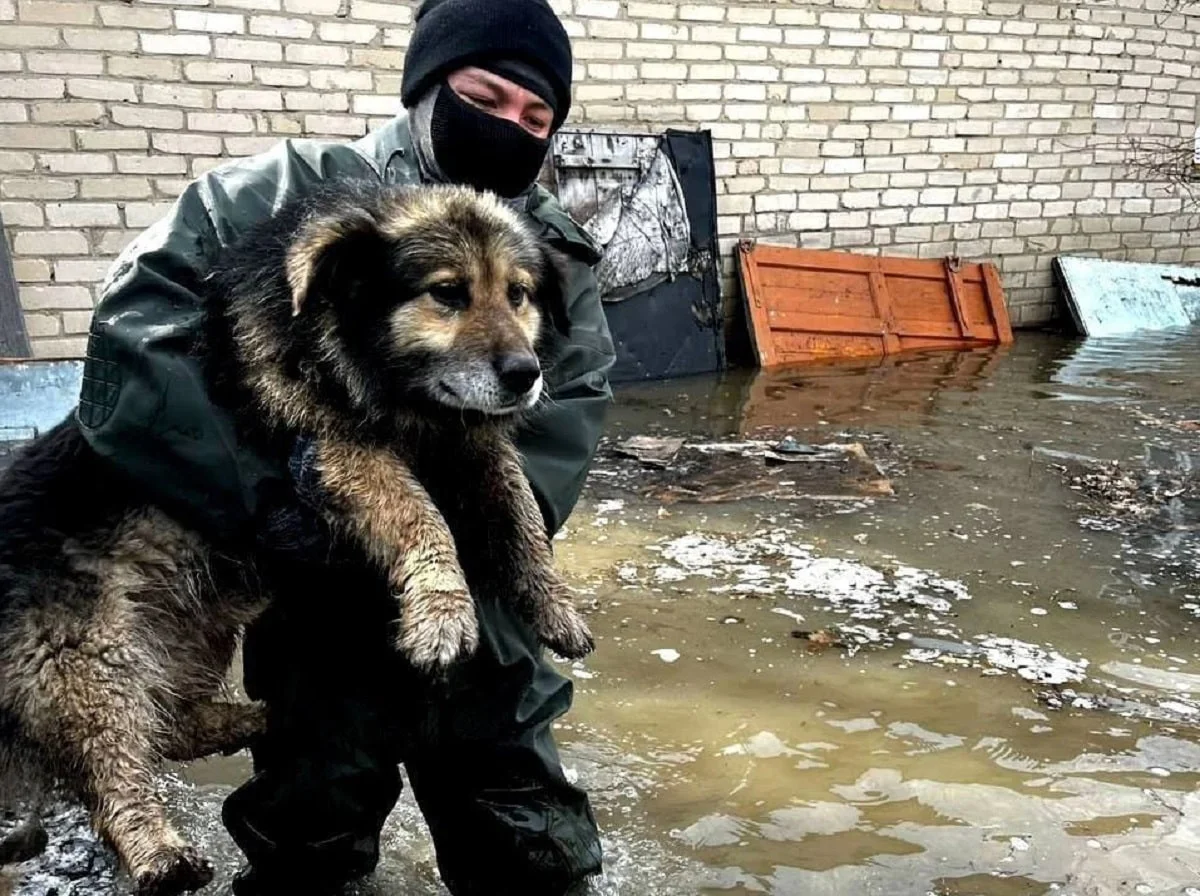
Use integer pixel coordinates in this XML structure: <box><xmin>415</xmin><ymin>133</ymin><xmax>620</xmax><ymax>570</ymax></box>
<box><xmin>525</xmin><ymin>117</ymin><xmax>548</xmax><ymax>133</ymax></box>
<box><xmin>466</xmin><ymin>94</ymin><xmax>497</xmax><ymax>109</ymax></box>
<box><xmin>428</xmin><ymin>282</ymin><xmax>470</xmax><ymax>310</ymax></box>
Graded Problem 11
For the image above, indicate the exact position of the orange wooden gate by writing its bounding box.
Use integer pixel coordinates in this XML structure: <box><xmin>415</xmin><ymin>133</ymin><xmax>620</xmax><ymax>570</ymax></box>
<box><xmin>737</xmin><ymin>242</ymin><xmax>1013</xmax><ymax>368</ymax></box>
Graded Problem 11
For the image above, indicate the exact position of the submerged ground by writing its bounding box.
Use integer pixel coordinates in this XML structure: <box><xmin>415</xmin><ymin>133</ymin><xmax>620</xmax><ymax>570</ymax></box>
<box><xmin>8</xmin><ymin>328</ymin><xmax>1200</xmax><ymax>896</ymax></box>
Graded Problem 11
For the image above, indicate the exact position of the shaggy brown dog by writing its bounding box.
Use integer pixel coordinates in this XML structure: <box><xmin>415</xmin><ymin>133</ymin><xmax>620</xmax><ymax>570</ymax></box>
<box><xmin>0</xmin><ymin>182</ymin><xmax>594</xmax><ymax>895</ymax></box>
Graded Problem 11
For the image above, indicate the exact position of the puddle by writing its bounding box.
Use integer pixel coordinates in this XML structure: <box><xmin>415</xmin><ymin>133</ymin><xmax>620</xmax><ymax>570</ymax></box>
<box><xmin>7</xmin><ymin>329</ymin><xmax>1200</xmax><ymax>894</ymax></box>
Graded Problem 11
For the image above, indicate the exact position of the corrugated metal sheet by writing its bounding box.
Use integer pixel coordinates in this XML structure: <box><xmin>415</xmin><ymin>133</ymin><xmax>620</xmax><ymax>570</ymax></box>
<box><xmin>737</xmin><ymin>244</ymin><xmax>1013</xmax><ymax>368</ymax></box>
<box><xmin>1054</xmin><ymin>256</ymin><xmax>1198</xmax><ymax>337</ymax></box>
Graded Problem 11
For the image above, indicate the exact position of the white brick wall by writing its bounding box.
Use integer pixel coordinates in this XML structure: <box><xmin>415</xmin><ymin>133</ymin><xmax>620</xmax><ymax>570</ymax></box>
<box><xmin>1</xmin><ymin>0</ymin><xmax>1199</xmax><ymax>356</ymax></box>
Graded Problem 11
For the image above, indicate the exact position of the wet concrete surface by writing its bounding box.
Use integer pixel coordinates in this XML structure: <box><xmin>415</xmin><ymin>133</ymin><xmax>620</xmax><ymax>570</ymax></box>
<box><xmin>5</xmin><ymin>328</ymin><xmax>1200</xmax><ymax>895</ymax></box>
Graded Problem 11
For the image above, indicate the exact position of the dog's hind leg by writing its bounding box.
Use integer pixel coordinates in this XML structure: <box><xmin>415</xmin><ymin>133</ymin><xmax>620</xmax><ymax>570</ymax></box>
<box><xmin>161</xmin><ymin>700</ymin><xmax>266</xmax><ymax>762</ymax></box>
<box><xmin>15</xmin><ymin>638</ymin><xmax>213</xmax><ymax>896</ymax></box>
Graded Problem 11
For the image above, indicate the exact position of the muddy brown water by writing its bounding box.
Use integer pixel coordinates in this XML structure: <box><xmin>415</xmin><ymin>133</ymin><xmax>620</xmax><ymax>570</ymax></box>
<box><xmin>9</xmin><ymin>329</ymin><xmax>1200</xmax><ymax>895</ymax></box>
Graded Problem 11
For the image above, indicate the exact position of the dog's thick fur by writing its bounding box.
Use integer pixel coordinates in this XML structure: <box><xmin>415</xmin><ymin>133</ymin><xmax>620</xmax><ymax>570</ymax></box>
<box><xmin>0</xmin><ymin>182</ymin><xmax>593</xmax><ymax>895</ymax></box>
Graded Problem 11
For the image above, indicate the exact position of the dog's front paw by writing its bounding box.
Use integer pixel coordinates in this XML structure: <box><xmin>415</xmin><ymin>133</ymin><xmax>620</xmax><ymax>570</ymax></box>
<box><xmin>134</xmin><ymin>845</ymin><xmax>213</xmax><ymax>896</ymax></box>
<box><xmin>396</xmin><ymin>588</ymin><xmax>480</xmax><ymax>673</ymax></box>
<box><xmin>536</xmin><ymin>595</ymin><xmax>595</xmax><ymax>660</ymax></box>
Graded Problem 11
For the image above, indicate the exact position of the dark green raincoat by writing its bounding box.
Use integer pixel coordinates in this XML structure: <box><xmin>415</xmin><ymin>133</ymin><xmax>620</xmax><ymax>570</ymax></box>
<box><xmin>76</xmin><ymin>114</ymin><xmax>613</xmax><ymax>895</ymax></box>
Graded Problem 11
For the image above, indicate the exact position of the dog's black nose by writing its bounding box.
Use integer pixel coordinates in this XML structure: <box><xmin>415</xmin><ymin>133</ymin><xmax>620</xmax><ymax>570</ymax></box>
<box><xmin>495</xmin><ymin>353</ymin><xmax>541</xmax><ymax>395</ymax></box>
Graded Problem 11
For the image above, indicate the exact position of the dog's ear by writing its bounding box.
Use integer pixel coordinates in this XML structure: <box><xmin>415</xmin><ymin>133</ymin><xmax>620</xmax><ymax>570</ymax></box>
<box><xmin>285</xmin><ymin>209</ymin><xmax>382</xmax><ymax>317</ymax></box>
<box><xmin>537</xmin><ymin>243</ymin><xmax>573</xmax><ymax>338</ymax></box>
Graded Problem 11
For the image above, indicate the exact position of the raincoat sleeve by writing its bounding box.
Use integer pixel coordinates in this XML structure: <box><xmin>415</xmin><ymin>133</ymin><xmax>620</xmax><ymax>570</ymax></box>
<box><xmin>76</xmin><ymin>143</ymin><xmax>338</xmax><ymax>541</ymax></box>
<box><xmin>514</xmin><ymin>254</ymin><xmax>615</xmax><ymax>536</ymax></box>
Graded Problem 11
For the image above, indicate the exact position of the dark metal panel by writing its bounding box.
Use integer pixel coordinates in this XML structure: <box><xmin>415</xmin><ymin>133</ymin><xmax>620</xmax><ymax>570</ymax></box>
<box><xmin>0</xmin><ymin>208</ymin><xmax>32</xmax><ymax>359</ymax></box>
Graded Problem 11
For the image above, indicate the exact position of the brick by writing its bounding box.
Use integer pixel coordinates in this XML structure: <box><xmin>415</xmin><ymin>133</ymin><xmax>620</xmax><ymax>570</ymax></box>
<box><xmin>679</xmin><ymin>4</ymin><xmax>724</xmax><ymax>21</ymax></box>
<box><xmin>112</xmin><ymin>105</ymin><xmax>185</xmax><ymax>130</ymax></box>
<box><xmin>283</xmin><ymin>89</ymin><xmax>347</xmax><ymax>111</ymax></box>
<box><xmin>255</xmin><ymin>66</ymin><xmax>310</xmax><ymax>87</ymax></box>
<box><xmin>116</xmin><ymin>154</ymin><xmax>185</xmax><ymax>174</ymax></box>
<box><xmin>0</xmin><ymin>78</ymin><xmax>64</xmax><ymax>99</ymax></box>
<box><xmin>41</xmin><ymin>152</ymin><xmax>113</xmax><ymax>174</ymax></box>
<box><xmin>81</xmin><ymin>177</ymin><xmax>154</xmax><ymax>199</ymax></box>
<box><xmin>351</xmin><ymin>1</ymin><xmax>411</xmax><ymax>23</ymax></box>
<box><xmin>31</xmin><ymin>337</ymin><xmax>89</xmax><ymax>359</ymax></box>
<box><xmin>63</xmin><ymin>27</ymin><xmax>138</xmax><ymax>51</ymax></box>
<box><xmin>0</xmin><ymin>53</ymin><xmax>18</xmax><ymax>72</ymax></box>
<box><xmin>46</xmin><ymin>202</ymin><xmax>121</xmax><ymax>227</ymax></box>
<box><xmin>108</xmin><ymin>56</ymin><xmax>180</xmax><ymax>81</ymax></box>
<box><xmin>94</xmin><ymin>229</ymin><xmax>135</xmax><ymax>254</ymax></box>
<box><xmin>189</xmin><ymin>112</ymin><xmax>255</xmax><ymax>132</ymax></box>
<box><xmin>61</xmin><ymin>311</ymin><xmax>96</xmax><ymax>334</ymax></box>
<box><xmin>123</xmin><ymin>201</ymin><xmax>176</xmax><ymax>228</ymax></box>
<box><xmin>1</xmin><ymin>176</ymin><xmax>73</xmax><ymax>199</ymax></box>
<box><xmin>351</xmin><ymin>94</ymin><xmax>400</xmax><ymax>116</ymax></box>
<box><xmin>285</xmin><ymin>44</ymin><xmax>350</xmax><ymax>66</ymax></box>
<box><xmin>2</xmin><ymin>25</ymin><xmax>63</xmax><ymax>47</ymax></box>
<box><xmin>53</xmin><ymin>259</ymin><xmax>112</xmax><ymax>282</ymax></box>
<box><xmin>99</xmin><ymin>5</ymin><xmax>173</xmax><ymax>29</ymax></box>
<box><xmin>249</xmin><ymin>15</ymin><xmax>313</xmax><ymax>39</ymax></box>
<box><xmin>175</xmin><ymin>11</ymin><xmax>246</xmax><ymax>33</ymax></box>
<box><xmin>321</xmin><ymin>21</ymin><xmax>380</xmax><ymax>43</ymax></box>
<box><xmin>576</xmin><ymin>0</ymin><xmax>620</xmax><ymax>16</ymax></box>
<box><xmin>224</xmin><ymin>136</ymin><xmax>281</xmax><ymax>155</ymax></box>
<box><xmin>143</xmin><ymin>84</ymin><xmax>213</xmax><ymax>108</ymax></box>
<box><xmin>0</xmin><ymin>102</ymin><xmax>25</xmax><ymax>122</ymax></box>
<box><xmin>17</xmin><ymin>0</ymin><xmax>94</xmax><ymax>24</ymax></box>
<box><xmin>0</xmin><ymin>201</ymin><xmax>42</xmax><ymax>226</ymax></box>
<box><xmin>217</xmin><ymin>88</ymin><xmax>284</xmax><ymax>110</ymax></box>
<box><xmin>626</xmin><ymin>2</ymin><xmax>677</xmax><ymax>18</ymax></box>
<box><xmin>185</xmin><ymin>62</ymin><xmax>255</xmax><ymax>83</ymax></box>
<box><xmin>216</xmin><ymin>38</ymin><xmax>283</xmax><ymax>62</ymax></box>
<box><xmin>19</xmin><ymin>285</ymin><xmax>95</xmax><ymax>309</ymax></box>
<box><xmin>29</xmin><ymin>52</ymin><xmax>103</xmax><ymax>75</ymax></box>
<box><xmin>690</xmin><ymin>63</ymin><xmax>736</xmax><ymax>80</ymax></box>
<box><xmin>304</xmin><ymin>114</ymin><xmax>366</xmax><ymax>136</ymax></box>
<box><xmin>381</xmin><ymin>28</ymin><xmax>410</xmax><ymax>47</ymax></box>
<box><xmin>351</xmin><ymin>48</ymin><xmax>406</xmax><ymax>69</ymax></box>
<box><xmin>309</xmin><ymin>69</ymin><xmax>373</xmax><ymax>90</ymax></box>
<box><xmin>23</xmin><ymin>313</ymin><xmax>60</xmax><ymax>338</ymax></box>
<box><xmin>141</xmin><ymin>34</ymin><xmax>212</xmax><ymax>55</ymax></box>
<box><xmin>283</xmin><ymin>0</ymin><xmax>340</xmax><ymax>11</ymax></box>
<box><xmin>152</xmin><ymin>131</ymin><xmax>223</xmax><ymax>155</ymax></box>
<box><xmin>0</xmin><ymin>125</ymin><xmax>71</xmax><ymax>149</ymax></box>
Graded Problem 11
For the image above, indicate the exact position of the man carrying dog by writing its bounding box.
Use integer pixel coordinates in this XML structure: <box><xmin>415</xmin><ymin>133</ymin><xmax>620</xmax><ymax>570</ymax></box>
<box><xmin>77</xmin><ymin>1</ymin><xmax>613</xmax><ymax>893</ymax></box>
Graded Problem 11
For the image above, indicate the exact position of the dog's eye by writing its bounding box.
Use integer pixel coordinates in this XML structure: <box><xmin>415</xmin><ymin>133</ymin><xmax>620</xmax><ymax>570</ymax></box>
<box><xmin>427</xmin><ymin>282</ymin><xmax>469</xmax><ymax>310</ymax></box>
<box><xmin>508</xmin><ymin>284</ymin><xmax>530</xmax><ymax>308</ymax></box>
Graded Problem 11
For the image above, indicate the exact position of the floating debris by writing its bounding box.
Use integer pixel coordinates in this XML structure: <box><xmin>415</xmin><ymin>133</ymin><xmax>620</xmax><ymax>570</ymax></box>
<box><xmin>651</xmin><ymin>648</ymin><xmax>681</xmax><ymax>664</ymax></box>
<box><xmin>612</xmin><ymin>435</ymin><xmax>686</xmax><ymax>468</ymax></box>
<box><xmin>595</xmin><ymin>437</ymin><xmax>894</xmax><ymax>505</ymax></box>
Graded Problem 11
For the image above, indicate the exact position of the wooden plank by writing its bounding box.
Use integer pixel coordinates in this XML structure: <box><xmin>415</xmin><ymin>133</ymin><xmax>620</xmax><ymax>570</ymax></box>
<box><xmin>943</xmin><ymin>258</ymin><xmax>976</xmax><ymax>340</ymax></box>
<box><xmin>0</xmin><ymin>209</ymin><xmax>31</xmax><ymax>359</ymax></box>
<box><xmin>738</xmin><ymin>241</ymin><xmax>777</xmax><ymax>367</ymax></box>
<box><xmin>982</xmin><ymin>262</ymin><xmax>1014</xmax><ymax>344</ymax></box>
<box><xmin>867</xmin><ymin>264</ymin><xmax>903</xmax><ymax>354</ymax></box>
<box><xmin>739</xmin><ymin>243</ymin><xmax>1014</xmax><ymax>369</ymax></box>
<box><xmin>769</xmin><ymin>309</ymin><xmax>893</xmax><ymax>337</ymax></box>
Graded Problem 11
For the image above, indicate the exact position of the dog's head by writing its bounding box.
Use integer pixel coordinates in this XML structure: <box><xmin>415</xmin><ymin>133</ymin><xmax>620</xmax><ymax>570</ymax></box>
<box><xmin>283</xmin><ymin>183</ymin><xmax>571</xmax><ymax>419</ymax></box>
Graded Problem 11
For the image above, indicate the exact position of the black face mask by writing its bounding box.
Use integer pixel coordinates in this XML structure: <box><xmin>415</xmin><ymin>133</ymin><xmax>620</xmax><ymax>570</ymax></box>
<box><xmin>429</xmin><ymin>86</ymin><xmax>551</xmax><ymax>198</ymax></box>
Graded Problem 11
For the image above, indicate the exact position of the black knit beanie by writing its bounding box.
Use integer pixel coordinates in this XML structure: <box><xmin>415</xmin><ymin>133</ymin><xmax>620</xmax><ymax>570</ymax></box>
<box><xmin>401</xmin><ymin>0</ymin><xmax>573</xmax><ymax>130</ymax></box>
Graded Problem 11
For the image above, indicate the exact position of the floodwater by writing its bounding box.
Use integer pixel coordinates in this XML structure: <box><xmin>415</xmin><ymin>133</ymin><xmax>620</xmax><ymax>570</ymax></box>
<box><xmin>10</xmin><ymin>328</ymin><xmax>1200</xmax><ymax>895</ymax></box>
